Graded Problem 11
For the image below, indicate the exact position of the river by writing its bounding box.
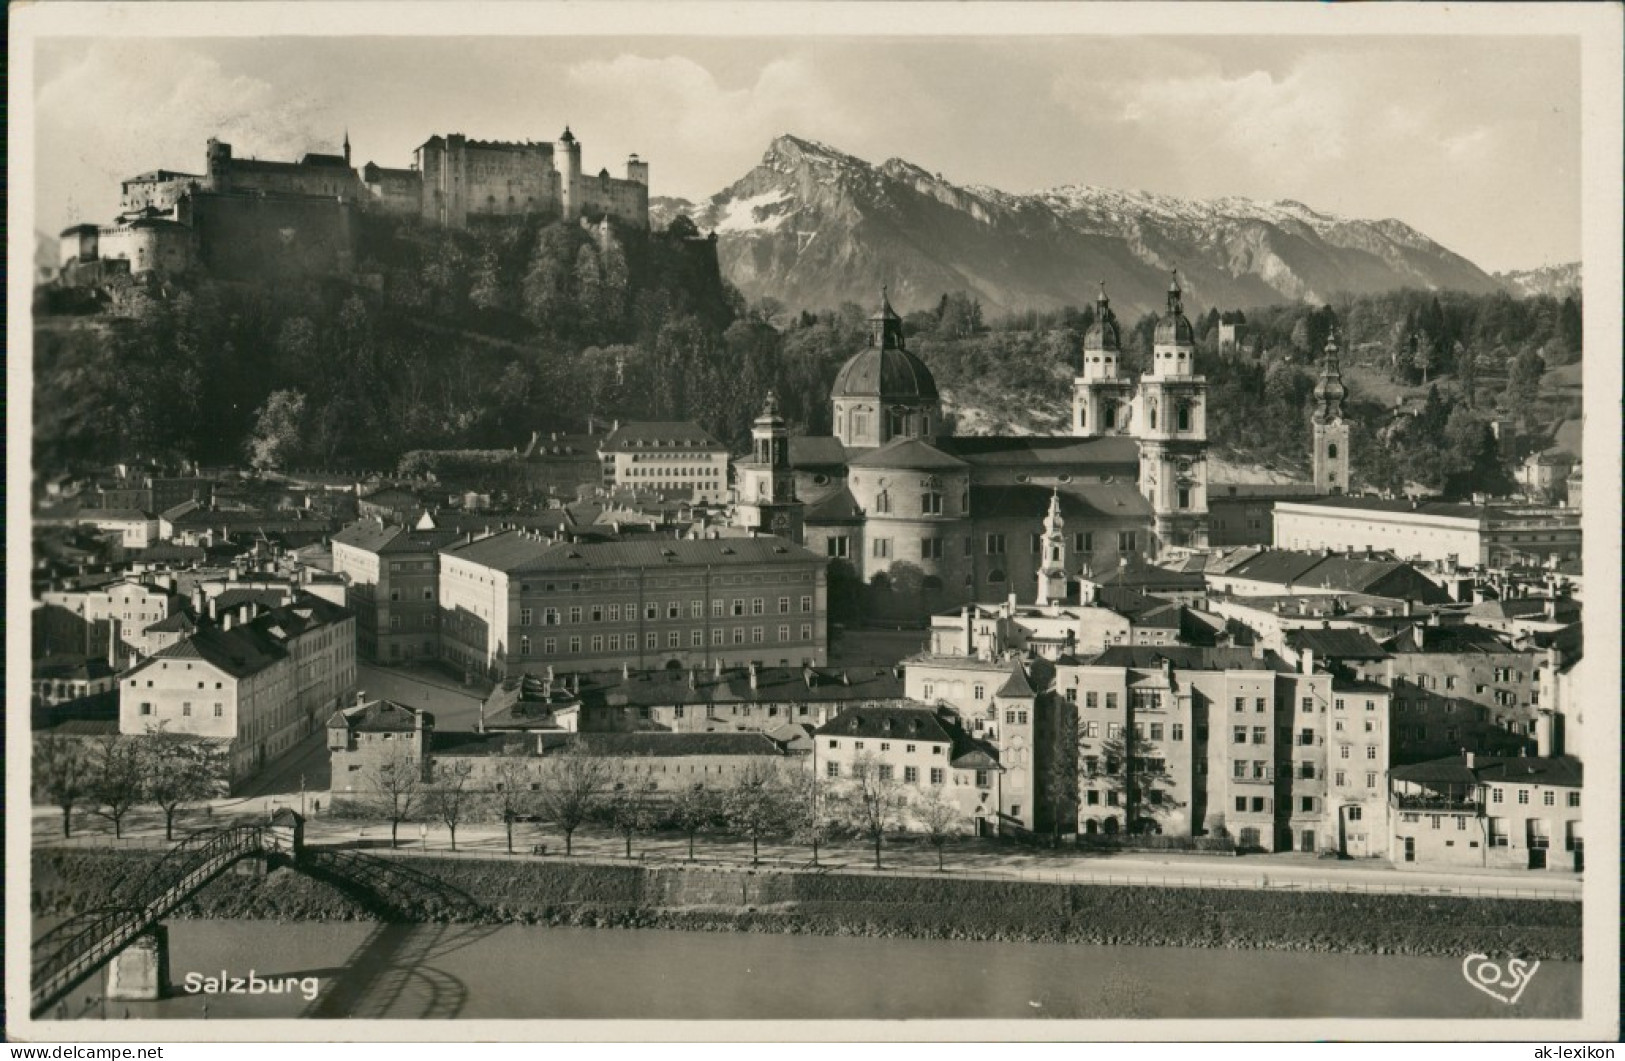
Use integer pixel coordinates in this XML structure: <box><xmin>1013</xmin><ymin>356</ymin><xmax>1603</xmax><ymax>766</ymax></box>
<box><xmin>51</xmin><ymin>919</ymin><xmax>1579</xmax><ymax>1021</ymax></box>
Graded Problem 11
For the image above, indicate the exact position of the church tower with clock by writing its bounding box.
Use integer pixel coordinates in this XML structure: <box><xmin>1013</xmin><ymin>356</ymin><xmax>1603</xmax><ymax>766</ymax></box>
<box><xmin>1311</xmin><ymin>328</ymin><xmax>1352</xmax><ymax>495</ymax></box>
<box><xmin>734</xmin><ymin>390</ymin><xmax>805</xmax><ymax>544</ymax></box>
<box><xmin>1135</xmin><ymin>272</ymin><xmax>1210</xmax><ymax>554</ymax></box>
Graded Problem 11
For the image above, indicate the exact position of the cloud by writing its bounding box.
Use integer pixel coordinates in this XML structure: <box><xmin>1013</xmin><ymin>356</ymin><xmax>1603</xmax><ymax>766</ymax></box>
<box><xmin>562</xmin><ymin>53</ymin><xmax>854</xmax><ymax>196</ymax></box>
<box><xmin>35</xmin><ymin>40</ymin><xmax>338</xmax><ymax>227</ymax></box>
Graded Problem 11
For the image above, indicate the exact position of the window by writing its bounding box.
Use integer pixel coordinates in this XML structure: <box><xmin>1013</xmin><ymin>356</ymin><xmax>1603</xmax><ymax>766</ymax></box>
<box><xmin>1301</xmin><ymin>697</ymin><xmax>1313</xmax><ymax>714</ymax></box>
<box><xmin>920</xmin><ymin>538</ymin><xmax>944</xmax><ymax>560</ymax></box>
<box><xmin>570</xmin><ymin>606</ymin><xmax>584</xmax><ymax>623</ymax></box>
<box><xmin>1149</xmin><ymin>723</ymin><xmax>1164</xmax><ymax>741</ymax></box>
<box><xmin>921</xmin><ymin>492</ymin><xmax>943</xmax><ymax>515</ymax></box>
<box><xmin>647</xmin><ymin>633</ymin><xmax>659</xmax><ymax>649</ymax></box>
<box><xmin>1117</xmin><ymin>531</ymin><xmax>1137</xmax><ymax>552</ymax></box>
<box><xmin>1299</xmin><ymin>728</ymin><xmax>1314</xmax><ymax>746</ymax></box>
<box><xmin>1082</xmin><ymin>721</ymin><xmax>1099</xmax><ymax>738</ymax></box>
<box><xmin>827</xmin><ymin>762</ymin><xmax>840</xmax><ymax>778</ymax></box>
<box><xmin>1233</xmin><ymin>726</ymin><xmax>1247</xmax><ymax>744</ymax></box>
<box><xmin>1171</xmin><ymin>724</ymin><xmax>1184</xmax><ymax>741</ymax></box>
<box><xmin>974</xmin><ymin>684</ymin><xmax>986</xmax><ymax>700</ymax></box>
<box><xmin>1300</xmin><ymin>796</ymin><xmax>1314</xmax><ymax>812</ymax></box>
<box><xmin>1234</xmin><ymin>697</ymin><xmax>1246</xmax><ymax>713</ymax></box>
<box><xmin>778</xmin><ymin>597</ymin><xmax>790</xmax><ymax>614</ymax></box>
<box><xmin>800</xmin><ymin>595</ymin><xmax>814</xmax><ymax>613</ymax></box>
<box><xmin>930</xmin><ymin>768</ymin><xmax>945</xmax><ymax>785</ymax></box>
<box><xmin>571</xmin><ymin>637</ymin><xmax>583</xmax><ymax>653</ymax></box>
<box><xmin>1334</xmin><ymin>770</ymin><xmax>1346</xmax><ymax>787</ymax></box>
<box><xmin>1516</xmin><ymin>790</ymin><xmax>1529</xmax><ymax>805</ymax></box>
<box><xmin>712</xmin><ymin>599</ymin><xmax>726</xmax><ymax>618</ymax></box>
<box><xmin>1252</xmin><ymin>727</ymin><xmax>1266</xmax><ymax>744</ymax></box>
<box><xmin>1542</xmin><ymin>791</ymin><xmax>1555</xmax><ymax>806</ymax></box>
<box><xmin>872</xmin><ymin>538</ymin><xmax>892</xmax><ymax>559</ymax></box>
<box><xmin>1107</xmin><ymin>722</ymin><xmax>1122</xmax><ymax>739</ymax></box>
<box><xmin>669</xmin><ymin>631</ymin><xmax>681</xmax><ymax>648</ymax></box>
<box><xmin>1334</xmin><ymin>698</ymin><xmax>1345</xmax><ymax>711</ymax></box>
<box><xmin>904</xmin><ymin>767</ymin><xmax>919</xmax><ymax>783</ymax></box>
<box><xmin>1366</xmin><ymin>746</ymin><xmax>1377</xmax><ymax>761</ymax></box>
<box><xmin>1065</xmin><ymin>688</ymin><xmax>1077</xmax><ymax>703</ymax></box>
<box><xmin>751</xmin><ymin>597</ymin><xmax>765</xmax><ymax>616</ymax></box>
<box><xmin>975</xmin><ymin>770</ymin><xmax>991</xmax><ymax>788</ymax></box>
<box><xmin>874</xmin><ymin>491</ymin><xmax>892</xmax><ymax>514</ymax></box>
<box><xmin>1339</xmin><ymin>745</ymin><xmax>1350</xmax><ymax>760</ymax></box>
<box><xmin>213</xmin><ymin>704</ymin><xmax>223</xmax><ymax>718</ymax></box>
<box><xmin>1366</xmin><ymin>772</ymin><xmax>1377</xmax><ymax>789</ymax></box>
<box><xmin>1255</xmin><ymin>698</ymin><xmax>1267</xmax><ymax>713</ymax></box>
<box><xmin>1085</xmin><ymin>691</ymin><xmax>1099</xmax><ymax>709</ymax></box>
<box><xmin>1491</xmin><ymin>788</ymin><xmax>1504</xmax><ymax>804</ymax></box>
<box><xmin>1105</xmin><ymin>692</ymin><xmax>1118</xmax><ymax>710</ymax></box>
<box><xmin>1074</xmin><ymin>532</ymin><xmax>1094</xmax><ymax>553</ymax></box>
<box><xmin>1233</xmin><ymin>759</ymin><xmax>1247</xmax><ymax>779</ymax></box>
<box><xmin>1346</xmin><ymin>806</ymin><xmax>1362</xmax><ymax>822</ymax></box>
<box><xmin>1235</xmin><ymin>797</ymin><xmax>1247</xmax><ymax>813</ymax></box>
<box><xmin>521</xmin><ymin>608</ymin><xmax>533</xmax><ymax>626</ymax></box>
<box><xmin>1567</xmin><ymin>791</ymin><xmax>1580</xmax><ymax>808</ymax></box>
<box><xmin>521</xmin><ymin>635</ymin><xmax>531</xmax><ymax>656</ymax></box>
<box><xmin>984</xmin><ymin>534</ymin><xmax>1007</xmax><ymax>557</ymax></box>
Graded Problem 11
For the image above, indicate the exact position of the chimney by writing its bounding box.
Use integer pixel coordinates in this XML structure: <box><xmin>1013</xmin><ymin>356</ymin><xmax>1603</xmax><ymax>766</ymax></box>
<box><xmin>748</xmin><ymin>662</ymin><xmax>758</xmax><ymax>691</ymax></box>
<box><xmin>1534</xmin><ymin>712</ymin><xmax>1554</xmax><ymax>758</ymax></box>
<box><xmin>1402</xmin><ymin>599</ymin><xmax>1414</xmax><ymax>618</ymax></box>
<box><xmin>1464</xmin><ymin>750</ymin><xmax>1475</xmax><ymax>770</ymax></box>
<box><xmin>622</xmin><ymin>662</ymin><xmax>630</xmax><ymax>680</ymax></box>
<box><xmin>543</xmin><ymin>675</ymin><xmax>553</xmax><ymax>698</ymax></box>
<box><xmin>1251</xmin><ymin>641</ymin><xmax>1266</xmax><ymax>661</ymax></box>
<box><xmin>1300</xmin><ymin>648</ymin><xmax>1315</xmax><ymax>675</ymax></box>
<box><xmin>803</xmin><ymin>664</ymin><xmax>816</xmax><ymax>689</ymax></box>
<box><xmin>688</xmin><ymin>668</ymin><xmax>698</xmax><ymax>691</ymax></box>
<box><xmin>207</xmin><ymin>596</ymin><xmax>218</xmax><ymax>621</ymax></box>
<box><xmin>714</xmin><ymin>657</ymin><xmax>724</xmax><ymax>678</ymax></box>
<box><xmin>355</xmin><ymin>690</ymin><xmax>367</xmax><ymax>706</ymax></box>
<box><xmin>223</xmin><ymin>611</ymin><xmax>233</xmax><ymax>631</ymax></box>
<box><xmin>1542</xmin><ymin>598</ymin><xmax>1556</xmax><ymax>623</ymax></box>
<box><xmin>107</xmin><ymin>620</ymin><xmax>120</xmax><ymax>669</ymax></box>
<box><xmin>546</xmin><ymin>665</ymin><xmax>555</xmax><ymax>682</ymax></box>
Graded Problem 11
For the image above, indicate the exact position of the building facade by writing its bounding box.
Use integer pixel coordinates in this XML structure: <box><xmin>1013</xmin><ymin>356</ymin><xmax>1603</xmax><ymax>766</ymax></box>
<box><xmin>1274</xmin><ymin>498</ymin><xmax>1582</xmax><ymax>568</ymax></box>
<box><xmin>1388</xmin><ymin>754</ymin><xmax>1582</xmax><ymax>872</ymax></box>
<box><xmin>331</xmin><ymin>518</ymin><xmax>463</xmax><ymax>663</ymax></box>
<box><xmin>598</xmin><ymin>422</ymin><xmax>731</xmax><ymax>504</ymax></box>
<box><xmin>439</xmin><ymin>532</ymin><xmax>829</xmax><ymax>679</ymax></box>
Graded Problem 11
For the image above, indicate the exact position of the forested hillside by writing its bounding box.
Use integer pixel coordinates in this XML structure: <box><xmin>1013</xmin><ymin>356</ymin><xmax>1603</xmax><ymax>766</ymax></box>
<box><xmin>34</xmin><ymin>211</ymin><xmax>1580</xmax><ymax>502</ymax></box>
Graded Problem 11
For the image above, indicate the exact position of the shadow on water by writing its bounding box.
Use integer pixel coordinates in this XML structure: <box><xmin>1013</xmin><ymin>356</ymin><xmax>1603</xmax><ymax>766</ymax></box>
<box><xmin>295</xmin><ymin>849</ymin><xmax>501</xmax><ymax>1019</ymax></box>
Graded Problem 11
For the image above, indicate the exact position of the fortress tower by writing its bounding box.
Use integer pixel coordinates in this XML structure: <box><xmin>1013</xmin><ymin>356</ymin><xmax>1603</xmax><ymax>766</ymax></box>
<box><xmin>734</xmin><ymin>391</ymin><xmax>804</xmax><ymax>543</ymax></box>
<box><xmin>1072</xmin><ymin>283</ymin><xmax>1136</xmax><ymax>437</ymax></box>
<box><xmin>1136</xmin><ymin>272</ymin><xmax>1210</xmax><ymax>554</ymax></box>
<box><xmin>555</xmin><ymin>126</ymin><xmax>583</xmax><ymax>220</ymax></box>
<box><xmin>1311</xmin><ymin>327</ymin><xmax>1352</xmax><ymax>495</ymax></box>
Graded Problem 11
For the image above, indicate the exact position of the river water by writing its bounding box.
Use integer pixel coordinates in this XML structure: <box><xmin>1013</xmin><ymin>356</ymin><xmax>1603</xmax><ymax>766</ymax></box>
<box><xmin>51</xmin><ymin>919</ymin><xmax>1578</xmax><ymax>1021</ymax></box>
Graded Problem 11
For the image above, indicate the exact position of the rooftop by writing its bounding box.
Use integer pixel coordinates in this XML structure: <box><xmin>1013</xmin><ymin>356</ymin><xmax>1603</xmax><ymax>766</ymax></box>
<box><xmin>1081</xmin><ymin>646</ymin><xmax>1293</xmax><ymax>673</ymax></box>
<box><xmin>599</xmin><ymin>422</ymin><xmax>725</xmax><ymax>452</ymax></box>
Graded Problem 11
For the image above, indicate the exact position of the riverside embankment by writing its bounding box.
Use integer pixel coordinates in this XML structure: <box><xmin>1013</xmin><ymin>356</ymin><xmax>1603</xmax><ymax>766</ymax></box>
<box><xmin>32</xmin><ymin>848</ymin><xmax>1582</xmax><ymax>960</ymax></box>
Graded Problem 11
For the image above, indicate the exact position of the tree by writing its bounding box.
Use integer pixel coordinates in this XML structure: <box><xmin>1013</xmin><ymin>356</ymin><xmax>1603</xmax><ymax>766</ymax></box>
<box><xmin>913</xmin><ymin>786</ymin><xmax>962</xmax><ymax>871</ymax></box>
<box><xmin>1505</xmin><ymin>349</ymin><xmax>1546</xmax><ymax>411</ymax></box>
<box><xmin>533</xmin><ymin>740</ymin><xmax>615</xmax><ymax>856</ymax></box>
<box><xmin>490</xmin><ymin>751</ymin><xmax>538</xmax><ymax>855</ymax></box>
<box><xmin>668</xmin><ymin>783</ymin><xmax>723</xmax><ymax>862</ymax></box>
<box><xmin>785</xmin><ymin>773</ymin><xmax>836</xmax><ymax>866</ymax></box>
<box><xmin>88</xmin><ymin>735</ymin><xmax>145</xmax><ymax>839</ymax></box>
<box><xmin>1096</xmin><ymin>732</ymin><xmax>1182</xmax><ymax>836</ymax></box>
<box><xmin>366</xmin><ymin>742</ymin><xmax>423</xmax><ymax>849</ymax></box>
<box><xmin>600</xmin><ymin>767</ymin><xmax>661</xmax><ymax>859</ymax></box>
<box><xmin>34</xmin><ymin>735</ymin><xmax>90</xmax><ymax>839</ymax></box>
<box><xmin>834</xmin><ymin>754</ymin><xmax>911</xmax><ymax>869</ymax></box>
<box><xmin>425</xmin><ymin>760</ymin><xmax>476</xmax><ymax>851</ymax></box>
<box><xmin>141</xmin><ymin>731</ymin><xmax>217</xmax><ymax>841</ymax></box>
<box><xmin>721</xmin><ymin>761</ymin><xmax>792</xmax><ymax>865</ymax></box>
<box><xmin>245</xmin><ymin>389</ymin><xmax>309</xmax><ymax>471</ymax></box>
<box><xmin>1043</xmin><ymin>701</ymin><xmax>1080</xmax><ymax>847</ymax></box>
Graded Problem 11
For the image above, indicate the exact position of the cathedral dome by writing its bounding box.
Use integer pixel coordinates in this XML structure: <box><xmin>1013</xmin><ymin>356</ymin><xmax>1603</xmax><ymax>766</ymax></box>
<box><xmin>1083</xmin><ymin>284</ymin><xmax>1121</xmax><ymax>352</ymax></box>
<box><xmin>831</xmin><ymin>346</ymin><xmax>940</xmax><ymax>402</ymax></box>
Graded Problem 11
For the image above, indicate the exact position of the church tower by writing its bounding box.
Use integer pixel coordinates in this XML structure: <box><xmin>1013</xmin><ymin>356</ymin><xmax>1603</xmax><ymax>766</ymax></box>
<box><xmin>1136</xmin><ymin>271</ymin><xmax>1210</xmax><ymax>554</ymax></box>
<box><xmin>1072</xmin><ymin>283</ymin><xmax>1136</xmax><ymax>437</ymax></box>
<box><xmin>734</xmin><ymin>391</ymin><xmax>804</xmax><ymax>543</ymax></box>
<box><xmin>1312</xmin><ymin>327</ymin><xmax>1352</xmax><ymax>495</ymax></box>
<box><xmin>1036</xmin><ymin>488</ymin><xmax>1069</xmax><ymax>607</ymax></box>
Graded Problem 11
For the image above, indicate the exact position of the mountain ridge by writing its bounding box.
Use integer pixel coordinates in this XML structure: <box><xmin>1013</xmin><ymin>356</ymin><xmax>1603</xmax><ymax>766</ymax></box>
<box><xmin>652</xmin><ymin>133</ymin><xmax>1510</xmax><ymax>317</ymax></box>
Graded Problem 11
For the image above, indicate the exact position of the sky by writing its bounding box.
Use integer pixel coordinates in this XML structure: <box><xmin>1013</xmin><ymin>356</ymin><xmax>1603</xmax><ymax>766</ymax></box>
<box><xmin>32</xmin><ymin>33</ymin><xmax>1582</xmax><ymax>273</ymax></box>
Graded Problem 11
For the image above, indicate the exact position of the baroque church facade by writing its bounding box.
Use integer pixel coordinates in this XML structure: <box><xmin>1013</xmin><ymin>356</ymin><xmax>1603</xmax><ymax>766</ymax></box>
<box><xmin>732</xmin><ymin>274</ymin><xmax>1289</xmax><ymax>608</ymax></box>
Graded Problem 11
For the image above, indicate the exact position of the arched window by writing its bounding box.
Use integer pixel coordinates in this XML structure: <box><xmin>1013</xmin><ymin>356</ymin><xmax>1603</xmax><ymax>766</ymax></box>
<box><xmin>1104</xmin><ymin>403</ymin><xmax>1116</xmax><ymax>429</ymax></box>
<box><xmin>1079</xmin><ymin>404</ymin><xmax>1088</xmax><ymax>428</ymax></box>
<box><xmin>1148</xmin><ymin>400</ymin><xmax>1158</xmax><ymax>430</ymax></box>
<box><xmin>1177</xmin><ymin>402</ymin><xmax>1192</xmax><ymax>432</ymax></box>
<box><xmin>1327</xmin><ymin>443</ymin><xmax>1339</xmax><ymax>459</ymax></box>
<box><xmin>987</xmin><ymin>569</ymin><xmax>1006</xmax><ymax>583</ymax></box>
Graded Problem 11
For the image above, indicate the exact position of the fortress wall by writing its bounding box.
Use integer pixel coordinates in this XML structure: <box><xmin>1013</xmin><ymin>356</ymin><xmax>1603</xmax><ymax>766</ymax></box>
<box><xmin>185</xmin><ymin>193</ymin><xmax>356</xmax><ymax>280</ymax></box>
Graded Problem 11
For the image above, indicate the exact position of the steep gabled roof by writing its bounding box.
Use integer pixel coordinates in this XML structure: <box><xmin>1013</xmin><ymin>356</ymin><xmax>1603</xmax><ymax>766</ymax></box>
<box><xmin>994</xmin><ymin>661</ymin><xmax>1035</xmax><ymax>699</ymax></box>
<box><xmin>1283</xmin><ymin>628</ymin><xmax>1390</xmax><ymax>661</ymax></box>
<box><xmin>805</xmin><ymin>486</ymin><xmax>865</xmax><ymax>523</ymax></box>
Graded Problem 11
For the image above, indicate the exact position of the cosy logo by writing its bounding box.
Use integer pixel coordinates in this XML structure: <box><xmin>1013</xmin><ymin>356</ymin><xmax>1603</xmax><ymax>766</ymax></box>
<box><xmin>1461</xmin><ymin>954</ymin><xmax>1540</xmax><ymax>1005</ymax></box>
<box><xmin>182</xmin><ymin>970</ymin><xmax>320</xmax><ymax>1002</ymax></box>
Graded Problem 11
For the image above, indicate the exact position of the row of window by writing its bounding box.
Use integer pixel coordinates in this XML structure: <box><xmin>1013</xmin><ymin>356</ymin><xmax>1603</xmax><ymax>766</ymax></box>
<box><xmin>518</xmin><ymin>624</ymin><xmax>816</xmax><ymax>656</ymax></box>
<box><xmin>825</xmin><ymin>763</ymin><xmax>947</xmax><ymax>785</ymax></box>
<box><xmin>827</xmin><ymin>739</ymin><xmax>943</xmax><ymax>755</ymax></box>
<box><xmin>136</xmin><ymin>701</ymin><xmax>224</xmax><ymax>718</ymax></box>
<box><xmin>520</xmin><ymin>596</ymin><xmax>815</xmax><ymax>626</ymax></box>
<box><xmin>1489</xmin><ymin>787</ymin><xmax>1577</xmax><ymax>807</ymax></box>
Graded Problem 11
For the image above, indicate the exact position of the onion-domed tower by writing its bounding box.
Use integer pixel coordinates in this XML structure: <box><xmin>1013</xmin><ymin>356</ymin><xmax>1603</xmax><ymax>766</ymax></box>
<box><xmin>830</xmin><ymin>288</ymin><xmax>942</xmax><ymax>449</ymax></box>
<box><xmin>1072</xmin><ymin>283</ymin><xmax>1136</xmax><ymax>437</ymax></box>
<box><xmin>1136</xmin><ymin>271</ymin><xmax>1209</xmax><ymax>554</ymax></box>
<box><xmin>1311</xmin><ymin>327</ymin><xmax>1351</xmax><ymax>495</ymax></box>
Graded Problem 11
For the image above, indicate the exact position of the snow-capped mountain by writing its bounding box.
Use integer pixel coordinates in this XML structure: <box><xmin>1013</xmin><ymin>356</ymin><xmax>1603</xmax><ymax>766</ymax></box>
<box><xmin>1494</xmin><ymin>262</ymin><xmax>1581</xmax><ymax>300</ymax></box>
<box><xmin>652</xmin><ymin>134</ymin><xmax>1503</xmax><ymax>317</ymax></box>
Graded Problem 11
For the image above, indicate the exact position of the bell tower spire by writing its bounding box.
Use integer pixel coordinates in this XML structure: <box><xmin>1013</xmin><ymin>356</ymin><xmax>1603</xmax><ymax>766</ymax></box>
<box><xmin>1036</xmin><ymin>488</ymin><xmax>1069</xmax><ymax>607</ymax></box>
<box><xmin>1311</xmin><ymin>326</ymin><xmax>1352</xmax><ymax>495</ymax></box>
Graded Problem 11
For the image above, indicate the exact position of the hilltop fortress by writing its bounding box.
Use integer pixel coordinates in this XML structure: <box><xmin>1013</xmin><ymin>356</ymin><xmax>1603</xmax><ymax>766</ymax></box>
<box><xmin>58</xmin><ymin>127</ymin><xmax>650</xmax><ymax>282</ymax></box>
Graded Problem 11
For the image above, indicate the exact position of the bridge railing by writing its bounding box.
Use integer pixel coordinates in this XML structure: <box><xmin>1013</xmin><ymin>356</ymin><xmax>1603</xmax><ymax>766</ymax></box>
<box><xmin>31</xmin><ymin>824</ymin><xmax>268</xmax><ymax>1018</ymax></box>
